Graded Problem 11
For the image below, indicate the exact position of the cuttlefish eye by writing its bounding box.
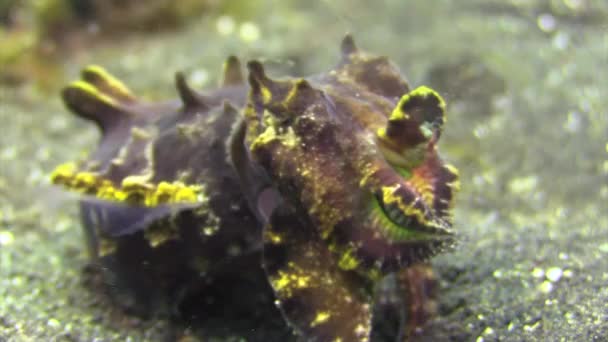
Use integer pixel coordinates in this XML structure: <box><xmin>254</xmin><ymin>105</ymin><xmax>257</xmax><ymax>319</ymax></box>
<box><xmin>376</xmin><ymin>194</ymin><xmax>413</xmax><ymax>228</ymax></box>
<box><xmin>369</xmin><ymin>86</ymin><xmax>458</xmax><ymax>238</ymax></box>
<box><xmin>368</xmin><ymin>184</ymin><xmax>452</xmax><ymax>245</ymax></box>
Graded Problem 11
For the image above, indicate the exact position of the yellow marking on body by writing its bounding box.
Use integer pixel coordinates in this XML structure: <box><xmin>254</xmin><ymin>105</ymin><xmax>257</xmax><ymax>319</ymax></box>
<box><xmin>152</xmin><ymin>181</ymin><xmax>177</xmax><ymax>204</ymax></box>
<box><xmin>381</xmin><ymin>185</ymin><xmax>428</xmax><ymax>225</ymax></box>
<box><xmin>388</xmin><ymin>105</ymin><xmax>409</xmax><ymax>121</ymax></box>
<box><xmin>337</xmin><ymin>247</ymin><xmax>359</xmax><ymax>271</ymax></box>
<box><xmin>310</xmin><ymin>311</ymin><xmax>331</xmax><ymax>327</ymax></box>
<box><xmin>408</xmin><ymin>172</ymin><xmax>435</xmax><ymax>207</ymax></box>
<box><xmin>251</xmin><ymin>110</ymin><xmax>279</xmax><ymax>148</ymax></box>
<box><xmin>67</xmin><ymin>81</ymin><xmax>118</xmax><ymax>108</ymax></box>
<box><xmin>274</xmin><ymin>273</ymin><xmax>291</xmax><ymax>291</ymax></box>
<box><xmin>389</xmin><ymin>86</ymin><xmax>445</xmax><ymax>123</ymax></box>
<box><xmin>404</xmin><ymin>86</ymin><xmax>446</xmax><ymax>112</ymax></box>
<box><xmin>49</xmin><ymin>162</ymin><xmax>77</xmax><ymax>184</ymax></box>
<box><xmin>359</xmin><ymin>163</ymin><xmax>381</xmax><ymax>188</ymax></box>
<box><xmin>272</xmin><ymin>264</ymin><xmax>315</xmax><ymax>298</ymax></box>
<box><xmin>296</xmin><ymin>275</ymin><xmax>310</xmax><ymax>287</ymax></box>
<box><xmin>284</xmin><ymin>81</ymin><xmax>300</xmax><ymax>105</ymax></box>
<box><xmin>282</xmin><ymin>127</ymin><xmax>299</xmax><ymax>147</ymax></box>
<box><xmin>98</xmin><ymin>237</ymin><xmax>117</xmax><ymax>257</ymax></box>
<box><xmin>354</xmin><ymin>323</ymin><xmax>370</xmax><ymax>341</ymax></box>
<box><xmin>251</xmin><ymin>118</ymin><xmax>299</xmax><ymax>150</ymax></box>
<box><xmin>82</xmin><ymin>65</ymin><xmax>135</xmax><ymax>100</ymax></box>
<box><xmin>144</xmin><ymin>223</ymin><xmax>179</xmax><ymax>247</ymax></box>
<box><xmin>264</xmin><ymin>230</ymin><xmax>283</xmax><ymax>244</ymax></box>
<box><xmin>121</xmin><ymin>174</ymin><xmax>153</xmax><ymax>190</ymax></box>
<box><xmin>251</xmin><ymin>125</ymin><xmax>277</xmax><ymax>150</ymax></box>
<box><xmin>97</xmin><ymin>180</ymin><xmax>127</xmax><ymax>202</ymax></box>
<box><xmin>72</xmin><ymin>172</ymin><xmax>100</xmax><ymax>194</ymax></box>
<box><xmin>376</xmin><ymin>127</ymin><xmax>387</xmax><ymax>140</ymax></box>
<box><xmin>445</xmin><ymin>164</ymin><xmax>461</xmax><ymax>191</ymax></box>
<box><xmin>172</xmin><ymin>184</ymin><xmax>200</xmax><ymax>203</ymax></box>
<box><xmin>260</xmin><ymin>85</ymin><xmax>272</xmax><ymax>103</ymax></box>
<box><xmin>129</xmin><ymin>126</ymin><xmax>152</xmax><ymax>140</ymax></box>
<box><xmin>50</xmin><ymin>164</ymin><xmax>204</xmax><ymax>206</ymax></box>
<box><xmin>380</xmin><ymin>86</ymin><xmax>446</xmax><ymax>151</ymax></box>
<box><xmin>273</xmin><ymin>271</ymin><xmax>311</xmax><ymax>294</ymax></box>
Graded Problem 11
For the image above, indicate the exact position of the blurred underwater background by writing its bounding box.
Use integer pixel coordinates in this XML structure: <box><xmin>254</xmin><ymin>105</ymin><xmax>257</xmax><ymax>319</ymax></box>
<box><xmin>0</xmin><ymin>0</ymin><xmax>607</xmax><ymax>340</ymax></box>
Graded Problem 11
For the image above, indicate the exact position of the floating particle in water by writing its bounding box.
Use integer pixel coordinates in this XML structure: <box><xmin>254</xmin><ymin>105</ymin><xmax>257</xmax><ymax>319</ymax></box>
<box><xmin>216</xmin><ymin>16</ymin><xmax>236</xmax><ymax>36</ymax></box>
<box><xmin>546</xmin><ymin>267</ymin><xmax>563</xmax><ymax>282</ymax></box>
<box><xmin>0</xmin><ymin>230</ymin><xmax>15</xmax><ymax>246</ymax></box>
<box><xmin>239</xmin><ymin>22</ymin><xmax>260</xmax><ymax>42</ymax></box>
<box><xmin>537</xmin><ymin>14</ymin><xmax>557</xmax><ymax>32</ymax></box>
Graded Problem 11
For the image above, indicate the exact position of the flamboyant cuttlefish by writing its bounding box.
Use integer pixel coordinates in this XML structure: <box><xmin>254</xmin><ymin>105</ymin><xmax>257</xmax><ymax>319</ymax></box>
<box><xmin>50</xmin><ymin>35</ymin><xmax>459</xmax><ymax>341</ymax></box>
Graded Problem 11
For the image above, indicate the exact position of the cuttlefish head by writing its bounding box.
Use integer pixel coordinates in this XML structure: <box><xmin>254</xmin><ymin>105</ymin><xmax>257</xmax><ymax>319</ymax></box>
<box><xmin>239</xmin><ymin>35</ymin><xmax>460</xmax><ymax>275</ymax></box>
